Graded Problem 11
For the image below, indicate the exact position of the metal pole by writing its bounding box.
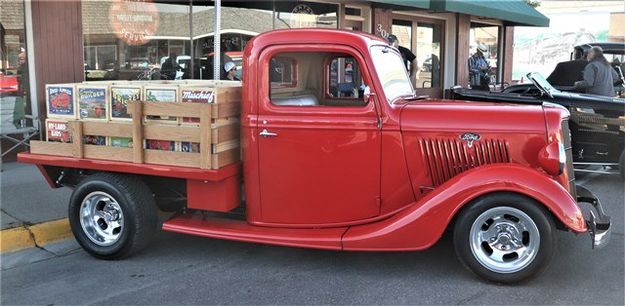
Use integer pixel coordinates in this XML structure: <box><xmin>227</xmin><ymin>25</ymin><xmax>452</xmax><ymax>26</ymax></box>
<box><xmin>189</xmin><ymin>0</ymin><xmax>194</xmax><ymax>79</ymax></box>
<box><xmin>213</xmin><ymin>0</ymin><xmax>221</xmax><ymax>80</ymax></box>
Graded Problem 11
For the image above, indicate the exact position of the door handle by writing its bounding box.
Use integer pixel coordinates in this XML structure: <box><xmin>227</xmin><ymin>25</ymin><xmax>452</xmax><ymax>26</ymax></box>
<box><xmin>259</xmin><ymin>129</ymin><xmax>278</xmax><ymax>138</ymax></box>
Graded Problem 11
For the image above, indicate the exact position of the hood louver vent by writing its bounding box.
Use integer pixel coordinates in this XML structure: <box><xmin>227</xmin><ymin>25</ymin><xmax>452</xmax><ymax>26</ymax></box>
<box><xmin>420</xmin><ymin>138</ymin><xmax>510</xmax><ymax>187</ymax></box>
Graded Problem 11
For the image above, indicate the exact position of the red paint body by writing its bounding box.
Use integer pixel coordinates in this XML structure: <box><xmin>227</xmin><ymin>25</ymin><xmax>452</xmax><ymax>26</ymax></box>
<box><xmin>19</xmin><ymin>29</ymin><xmax>587</xmax><ymax>252</ymax></box>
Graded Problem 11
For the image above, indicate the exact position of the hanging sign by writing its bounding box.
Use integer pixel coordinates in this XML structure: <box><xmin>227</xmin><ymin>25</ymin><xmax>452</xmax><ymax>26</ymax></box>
<box><xmin>109</xmin><ymin>0</ymin><xmax>159</xmax><ymax>46</ymax></box>
<box><xmin>290</xmin><ymin>4</ymin><xmax>316</xmax><ymax>28</ymax></box>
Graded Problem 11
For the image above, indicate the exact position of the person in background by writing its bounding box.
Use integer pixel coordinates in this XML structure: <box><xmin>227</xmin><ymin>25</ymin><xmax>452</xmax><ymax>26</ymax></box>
<box><xmin>160</xmin><ymin>52</ymin><xmax>180</xmax><ymax>80</ymax></box>
<box><xmin>468</xmin><ymin>44</ymin><xmax>491</xmax><ymax>91</ymax></box>
<box><xmin>387</xmin><ymin>34</ymin><xmax>417</xmax><ymax>86</ymax></box>
<box><xmin>223</xmin><ymin>61</ymin><xmax>240</xmax><ymax>81</ymax></box>
<box><xmin>574</xmin><ymin>46</ymin><xmax>618</xmax><ymax>97</ymax></box>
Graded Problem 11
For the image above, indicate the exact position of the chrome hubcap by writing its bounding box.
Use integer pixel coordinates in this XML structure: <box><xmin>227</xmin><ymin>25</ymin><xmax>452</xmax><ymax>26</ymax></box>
<box><xmin>469</xmin><ymin>206</ymin><xmax>540</xmax><ymax>273</ymax></box>
<box><xmin>79</xmin><ymin>191</ymin><xmax>124</xmax><ymax>246</ymax></box>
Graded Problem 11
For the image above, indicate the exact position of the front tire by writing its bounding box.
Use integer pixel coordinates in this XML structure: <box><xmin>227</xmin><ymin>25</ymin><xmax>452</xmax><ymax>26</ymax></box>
<box><xmin>69</xmin><ymin>173</ymin><xmax>158</xmax><ymax>259</ymax></box>
<box><xmin>453</xmin><ymin>193</ymin><xmax>556</xmax><ymax>283</ymax></box>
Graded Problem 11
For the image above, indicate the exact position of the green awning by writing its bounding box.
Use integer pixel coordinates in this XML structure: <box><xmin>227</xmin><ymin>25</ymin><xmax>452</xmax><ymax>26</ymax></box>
<box><xmin>371</xmin><ymin>0</ymin><xmax>431</xmax><ymax>10</ymax></box>
<box><xmin>430</xmin><ymin>0</ymin><xmax>549</xmax><ymax>27</ymax></box>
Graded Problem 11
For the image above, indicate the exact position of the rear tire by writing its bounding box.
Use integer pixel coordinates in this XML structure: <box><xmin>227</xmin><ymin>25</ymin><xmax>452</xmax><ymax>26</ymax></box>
<box><xmin>453</xmin><ymin>193</ymin><xmax>556</xmax><ymax>283</ymax></box>
<box><xmin>69</xmin><ymin>173</ymin><xmax>158</xmax><ymax>259</ymax></box>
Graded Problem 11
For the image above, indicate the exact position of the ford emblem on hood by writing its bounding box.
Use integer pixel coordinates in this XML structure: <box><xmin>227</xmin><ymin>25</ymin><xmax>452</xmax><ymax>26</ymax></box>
<box><xmin>460</xmin><ymin>132</ymin><xmax>481</xmax><ymax>148</ymax></box>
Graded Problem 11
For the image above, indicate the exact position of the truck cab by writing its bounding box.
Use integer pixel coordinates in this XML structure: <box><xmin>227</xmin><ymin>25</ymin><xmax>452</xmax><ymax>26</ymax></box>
<box><xmin>19</xmin><ymin>29</ymin><xmax>611</xmax><ymax>283</ymax></box>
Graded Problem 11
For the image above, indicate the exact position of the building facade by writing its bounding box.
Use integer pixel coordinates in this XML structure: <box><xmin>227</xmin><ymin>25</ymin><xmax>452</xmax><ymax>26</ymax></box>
<box><xmin>0</xmin><ymin>0</ymin><xmax>548</xmax><ymax>157</ymax></box>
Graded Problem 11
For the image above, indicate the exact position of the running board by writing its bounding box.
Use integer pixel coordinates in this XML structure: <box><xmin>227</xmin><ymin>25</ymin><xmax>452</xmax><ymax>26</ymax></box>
<box><xmin>162</xmin><ymin>214</ymin><xmax>345</xmax><ymax>250</ymax></box>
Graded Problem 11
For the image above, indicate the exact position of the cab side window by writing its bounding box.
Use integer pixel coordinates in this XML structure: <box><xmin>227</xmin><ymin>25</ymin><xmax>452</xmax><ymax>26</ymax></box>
<box><xmin>269</xmin><ymin>51</ymin><xmax>367</xmax><ymax>107</ymax></box>
<box><xmin>328</xmin><ymin>57</ymin><xmax>364</xmax><ymax>100</ymax></box>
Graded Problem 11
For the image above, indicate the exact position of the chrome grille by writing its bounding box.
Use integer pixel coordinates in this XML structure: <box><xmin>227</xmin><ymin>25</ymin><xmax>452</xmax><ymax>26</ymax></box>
<box><xmin>562</xmin><ymin>120</ymin><xmax>576</xmax><ymax>198</ymax></box>
<box><xmin>420</xmin><ymin>138</ymin><xmax>510</xmax><ymax>187</ymax></box>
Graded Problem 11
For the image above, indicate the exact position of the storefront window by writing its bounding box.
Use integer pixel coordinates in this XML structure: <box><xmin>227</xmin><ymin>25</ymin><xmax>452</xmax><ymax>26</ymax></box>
<box><xmin>82</xmin><ymin>1</ymin><xmax>190</xmax><ymax>81</ymax></box>
<box><xmin>415</xmin><ymin>23</ymin><xmax>442</xmax><ymax>89</ymax></box>
<box><xmin>391</xmin><ymin>20</ymin><xmax>412</xmax><ymax>50</ymax></box>
<box><xmin>82</xmin><ymin>1</ymin><xmax>338</xmax><ymax>82</ymax></box>
<box><xmin>470</xmin><ymin>23</ymin><xmax>501</xmax><ymax>83</ymax></box>
<box><xmin>1</xmin><ymin>0</ymin><xmax>32</xmax><ymax>120</ymax></box>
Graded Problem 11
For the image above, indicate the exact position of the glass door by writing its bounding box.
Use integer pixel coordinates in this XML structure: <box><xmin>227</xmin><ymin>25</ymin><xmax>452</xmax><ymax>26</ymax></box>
<box><xmin>415</xmin><ymin>21</ymin><xmax>443</xmax><ymax>98</ymax></box>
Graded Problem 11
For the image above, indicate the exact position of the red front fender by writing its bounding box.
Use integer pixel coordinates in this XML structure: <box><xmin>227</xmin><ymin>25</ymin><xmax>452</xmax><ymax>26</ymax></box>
<box><xmin>342</xmin><ymin>164</ymin><xmax>586</xmax><ymax>251</ymax></box>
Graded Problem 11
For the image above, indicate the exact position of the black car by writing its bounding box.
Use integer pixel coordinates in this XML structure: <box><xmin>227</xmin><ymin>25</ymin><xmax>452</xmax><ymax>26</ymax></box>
<box><xmin>451</xmin><ymin>72</ymin><xmax>625</xmax><ymax>179</ymax></box>
<box><xmin>505</xmin><ymin>43</ymin><xmax>625</xmax><ymax>97</ymax></box>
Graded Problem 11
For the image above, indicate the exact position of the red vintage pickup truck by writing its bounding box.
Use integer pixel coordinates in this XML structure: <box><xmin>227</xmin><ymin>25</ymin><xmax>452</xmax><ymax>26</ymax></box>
<box><xmin>19</xmin><ymin>29</ymin><xmax>611</xmax><ymax>283</ymax></box>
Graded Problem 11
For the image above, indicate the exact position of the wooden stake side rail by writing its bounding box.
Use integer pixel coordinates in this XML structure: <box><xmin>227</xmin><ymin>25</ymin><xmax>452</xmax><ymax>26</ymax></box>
<box><xmin>30</xmin><ymin>101</ymin><xmax>240</xmax><ymax>170</ymax></box>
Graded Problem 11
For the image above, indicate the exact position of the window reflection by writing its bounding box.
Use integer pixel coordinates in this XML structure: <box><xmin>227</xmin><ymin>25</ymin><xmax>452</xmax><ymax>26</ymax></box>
<box><xmin>470</xmin><ymin>23</ymin><xmax>500</xmax><ymax>84</ymax></box>
<box><xmin>415</xmin><ymin>23</ymin><xmax>442</xmax><ymax>89</ymax></box>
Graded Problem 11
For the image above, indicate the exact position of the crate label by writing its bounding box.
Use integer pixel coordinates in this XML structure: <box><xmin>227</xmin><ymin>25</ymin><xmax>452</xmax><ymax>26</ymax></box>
<box><xmin>46</xmin><ymin>120</ymin><xmax>71</xmax><ymax>143</ymax></box>
<box><xmin>181</xmin><ymin>89</ymin><xmax>214</xmax><ymax>123</ymax></box>
<box><xmin>180</xmin><ymin>142</ymin><xmax>200</xmax><ymax>153</ymax></box>
<box><xmin>110</xmin><ymin>137</ymin><xmax>133</xmax><ymax>148</ymax></box>
<box><xmin>145</xmin><ymin>89</ymin><xmax>177</xmax><ymax>121</ymax></box>
<box><xmin>85</xmin><ymin>135</ymin><xmax>106</xmax><ymax>146</ymax></box>
<box><xmin>145</xmin><ymin>139</ymin><xmax>176</xmax><ymax>151</ymax></box>
<box><xmin>47</xmin><ymin>86</ymin><xmax>75</xmax><ymax>116</ymax></box>
<box><xmin>78</xmin><ymin>87</ymin><xmax>107</xmax><ymax>119</ymax></box>
<box><xmin>111</xmin><ymin>87</ymin><xmax>141</xmax><ymax>119</ymax></box>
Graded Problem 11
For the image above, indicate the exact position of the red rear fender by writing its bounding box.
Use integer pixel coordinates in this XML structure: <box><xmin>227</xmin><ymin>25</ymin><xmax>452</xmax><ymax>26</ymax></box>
<box><xmin>342</xmin><ymin>164</ymin><xmax>586</xmax><ymax>251</ymax></box>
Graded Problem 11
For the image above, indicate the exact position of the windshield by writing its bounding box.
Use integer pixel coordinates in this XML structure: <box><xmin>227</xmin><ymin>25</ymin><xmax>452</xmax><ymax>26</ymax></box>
<box><xmin>370</xmin><ymin>45</ymin><xmax>414</xmax><ymax>103</ymax></box>
<box><xmin>528</xmin><ymin>72</ymin><xmax>558</xmax><ymax>98</ymax></box>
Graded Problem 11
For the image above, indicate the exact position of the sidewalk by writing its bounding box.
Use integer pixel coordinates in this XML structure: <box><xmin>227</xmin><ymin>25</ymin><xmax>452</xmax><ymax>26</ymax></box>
<box><xmin>1</xmin><ymin>162</ymin><xmax>72</xmax><ymax>252</ymax></box>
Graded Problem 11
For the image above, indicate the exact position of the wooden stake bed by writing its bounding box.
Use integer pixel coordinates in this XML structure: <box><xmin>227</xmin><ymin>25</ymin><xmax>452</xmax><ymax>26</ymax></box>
<box><xmin>30</xmin><ymin>101</ymin><xmax>240</xmax><ymax>170</ymax></box>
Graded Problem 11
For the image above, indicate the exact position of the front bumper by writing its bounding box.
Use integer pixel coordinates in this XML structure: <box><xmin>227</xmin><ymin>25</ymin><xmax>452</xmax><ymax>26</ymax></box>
<box><xmin>576</xmin><ymin>185</ymin><xmax>611</xmax><ymax>249</ymax></box>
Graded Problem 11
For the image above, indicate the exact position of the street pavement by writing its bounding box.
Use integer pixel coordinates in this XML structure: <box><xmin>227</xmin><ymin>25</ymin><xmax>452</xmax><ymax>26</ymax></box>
<box><xmin>1</xmin><ymin>171</ymin><xmax>623</xmax><ymax>305</ymax></box>
<box><xmin>1</xmin><ymin>162</ymin><xmax>70</xmax><ymax>229</ymax></box>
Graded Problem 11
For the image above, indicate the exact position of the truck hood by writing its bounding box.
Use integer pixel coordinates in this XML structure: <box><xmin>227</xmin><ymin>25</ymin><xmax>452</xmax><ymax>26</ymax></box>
<box><xmin>398</xmin><ymin>99</ymin><xmax>547</xmax><ymax>134</ymax></box>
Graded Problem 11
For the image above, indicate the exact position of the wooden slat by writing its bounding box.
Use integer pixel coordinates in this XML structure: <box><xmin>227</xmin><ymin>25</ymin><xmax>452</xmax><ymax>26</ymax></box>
<box><xmin>199</xmin><ymin>105</ymin><xmax>211</xmax><ymax>169</ymax></box>
<box><xmin>30</xmin><ymin>141</ymin><xmax>73</xmax><ymax>157</ymax></box>
<box><xmin>212</xmin><ymin>124</ymin><xmax>239</xmax><ymax>144</ymax></box>
<box><xmin>212</xmin><ymin>139</ymin><xmax>240</xmax><ymax>154</ymax></box>
<box><xmin>211</xmin><ymin>102</ymin><xmax>240</xmax><ymax>119</ymax></box>
<box><xmin>144</xmin><ymin>125</ymin><xmax>200</xmax><ymax>143</ymax></box>
<box><xmin>84</xmin><ymin>145</ymin><xmax>133</xmax><ymax>162</ymax></box>
<box><xmin>211</xmin><ymin>148</ymin><xmax>240</xmax><ymax>170</ymax></box>
<box><xmin>215</xmin><ymin>87</ymin><xmax>242</xmax><ymax>104</ymax></box>
<box><xmin>83</xmin><ymin>122</ymin><xmax>132</xmax><ymax>138</ymax></box>
<box><xmin>128</xmin><ymin>102</ymin><xmax>205</xmax><ymax>118</ymax></box>
<box><xmin>132</xmin><ymin>102</ymin><xmax>144</xmax><ymax>163</ymax></box>
<box><xmin>144</xmin><ymin>150</ymin><xmax>200</xmax><ymax>168</ymax></box>
<box><xmin>69</xmin><ymin>121</ymin><xmax>83</xmax><ymax>158</ymax></box>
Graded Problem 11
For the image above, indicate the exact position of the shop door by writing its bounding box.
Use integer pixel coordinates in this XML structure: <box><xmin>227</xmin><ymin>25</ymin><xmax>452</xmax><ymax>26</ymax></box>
<box><xmin>414</xmin><ymin>21</ymin><xmax>444</xmax><ymax>98</ymax></box>
<box><xmin>392</xmin><ymin>18</ymin><xmax>444</xmax><ymax>98</ymax></box>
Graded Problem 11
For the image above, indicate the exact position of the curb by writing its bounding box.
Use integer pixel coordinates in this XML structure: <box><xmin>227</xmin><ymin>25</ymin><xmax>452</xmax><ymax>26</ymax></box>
<box><xmin>0</xmin><ymin>218</ymin><xmax>72</xmax><ymax>254</ymax></box>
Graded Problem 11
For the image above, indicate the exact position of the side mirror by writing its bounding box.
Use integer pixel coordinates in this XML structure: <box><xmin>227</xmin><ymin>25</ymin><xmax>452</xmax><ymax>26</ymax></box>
<box><xmin>363</xmin><ymin>86</ymin><xmax>375</xmax><ymax>103</ymax></box>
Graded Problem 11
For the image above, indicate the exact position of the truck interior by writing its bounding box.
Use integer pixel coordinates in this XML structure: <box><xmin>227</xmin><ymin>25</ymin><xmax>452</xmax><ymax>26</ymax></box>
<box><xmin>269</xmin><ymin>52</ymin><xmax>367</xmax><ymax>107</ymax></box>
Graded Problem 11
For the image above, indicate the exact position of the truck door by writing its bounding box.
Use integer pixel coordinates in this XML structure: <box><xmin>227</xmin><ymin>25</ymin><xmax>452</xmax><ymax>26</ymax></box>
<box><xmin>256</xmin><ymin>46</ymin><xmax>381</xmax><ymax>225</ymax></box>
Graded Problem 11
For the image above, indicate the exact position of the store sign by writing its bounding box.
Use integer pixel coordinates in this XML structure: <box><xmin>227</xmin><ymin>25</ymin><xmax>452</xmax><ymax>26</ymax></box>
<box><xmin>290</xmin><ymin>4</ymin><xmax>316</xmax><ymax>28</ymax></box>
<box><xmin>109</xmin><ymin>0</ymin><xmax>159</xmax><ymax>46</ymax></box>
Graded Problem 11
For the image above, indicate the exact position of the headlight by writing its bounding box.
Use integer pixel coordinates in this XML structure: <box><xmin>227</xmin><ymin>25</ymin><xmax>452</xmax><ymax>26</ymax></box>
<box><xmin>538</xmin><ymin>141</ymin><xmax>564</xmax><ymax>176</ymax></box>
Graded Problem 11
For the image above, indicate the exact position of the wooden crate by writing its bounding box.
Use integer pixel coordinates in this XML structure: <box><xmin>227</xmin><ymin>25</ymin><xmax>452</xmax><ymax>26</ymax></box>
<box><xmin>31</xmin><ymin>101</ymin><xmax>240</xmax><ymax>170</ymax></box>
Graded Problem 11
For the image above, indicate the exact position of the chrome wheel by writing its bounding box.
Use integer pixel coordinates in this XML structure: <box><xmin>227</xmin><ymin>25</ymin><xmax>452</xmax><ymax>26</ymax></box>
<box><xmin>469</xmin><ymin>206</ymin><xmax>540</xmax><ymax>274</ymax></box>
<box><xmin>79</xmin><ymin>191</ymin><xmax>124</xmax><ymax>246</ymax></box>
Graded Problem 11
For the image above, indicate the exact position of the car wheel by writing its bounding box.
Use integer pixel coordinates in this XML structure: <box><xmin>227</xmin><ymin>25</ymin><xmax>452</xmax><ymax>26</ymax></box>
<box><xmin>453</xmin><ymin>193</ymin><xmax>556</xmax><ymax>283</ymax></box>
<box><xmin>69</xmin><ymin>173</ymin><xmax>158</xmax><ymax>259</ymax></box>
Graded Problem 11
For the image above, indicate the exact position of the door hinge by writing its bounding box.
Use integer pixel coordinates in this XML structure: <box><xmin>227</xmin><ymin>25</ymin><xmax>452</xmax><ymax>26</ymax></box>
<box><xmin>376</xmin><ymin>117</ymin><xmax>382</xmax><ymax>129</ymax></box>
